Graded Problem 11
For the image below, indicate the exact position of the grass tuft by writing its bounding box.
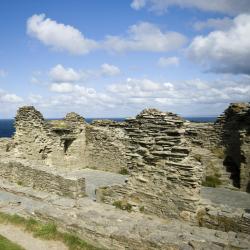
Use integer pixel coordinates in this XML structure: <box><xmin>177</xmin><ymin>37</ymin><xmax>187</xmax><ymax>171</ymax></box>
<box><xmin>0</xmin><ymin>212</ymin><xmax>103</xmax><ymax>250</ymax></box>
<box><xmin>34</xmin><ymin>223</ymin><xmax>58</xmax><ymax>240</ymax></box>
<box><xmin>202</xmin><ymin>175</ymin><xmax>222</xmax><ymax>187</ymax></box>
<box><xmin>119</xmin><ymin>168</ymin><xmax>129</xmax><ymax>175</ymax></box>
<box><xmin>0</xmin><ymin>234</ymin><xmax>25</xmax><ymax>250</ymax></box>
<box><xmin>113</xmin><ymin>200</ymin><xmax>132</xmax><ymax>212</ymax></box>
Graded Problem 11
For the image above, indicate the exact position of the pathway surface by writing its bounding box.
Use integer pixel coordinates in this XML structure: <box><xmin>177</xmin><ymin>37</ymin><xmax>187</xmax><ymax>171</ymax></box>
<box><xmin>67</xmin><ymin>168</ymin><xmax>128</xmax><ymax>199</ymax></box>
<box><xmin>0</xmin><ymin>224</ymin><xmax>68</xmax><ymax>250</ymax></box>
<box><xmin>201</xmin><ymin>187</ymin><xmax>250</xmax><ymax>209</ymax></box>
<box><xmin>0</xmin><ymin>188</ymin><xmax>249</xmax><ymax>250</ymax></box>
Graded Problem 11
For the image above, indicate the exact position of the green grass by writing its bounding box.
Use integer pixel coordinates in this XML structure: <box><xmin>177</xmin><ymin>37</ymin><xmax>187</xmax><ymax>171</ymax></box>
<box><xmin>0</xmin><ymin>212</ymin><xmax>103</xmax><ymax>250</ymax></box>
<box><xmin>0</xmin><ymin>234</ymin><xmax>25</xmax><ymax>250</ymax></box>
<box><xmin>202</xmin><ymin>175</ymin><xmax>222</xmax><ymax>188</ymax></box>
<box><xmin>113</xmin><ymin>200</ymin><xmax>132</xmax><ymax>212</ymax></box>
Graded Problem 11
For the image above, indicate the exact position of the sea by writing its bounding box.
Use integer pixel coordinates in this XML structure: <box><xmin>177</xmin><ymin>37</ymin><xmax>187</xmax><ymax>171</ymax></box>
<box><xmin>0</xmin><ymin>117</ymin><xmax>216</xmax><ymax>138</ymax></box>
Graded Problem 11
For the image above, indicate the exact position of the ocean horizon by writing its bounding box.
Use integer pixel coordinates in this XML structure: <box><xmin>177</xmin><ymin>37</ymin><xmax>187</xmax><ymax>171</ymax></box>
<box><xmin>0</xmin><ymin>117</ymin><xmax>217</xmax><ymax>138</ymax></box>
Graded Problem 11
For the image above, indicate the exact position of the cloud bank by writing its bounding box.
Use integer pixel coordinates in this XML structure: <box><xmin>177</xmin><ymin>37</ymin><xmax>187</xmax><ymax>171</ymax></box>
<box><xmin>187</xmin><ymin>14</ymin><xmax>250</xmax><ymax>74</ymax></box>
<box><xmin>131</xmin><ymin>0</ymin><xmax>250</xmax><ymax>15</ymax></box>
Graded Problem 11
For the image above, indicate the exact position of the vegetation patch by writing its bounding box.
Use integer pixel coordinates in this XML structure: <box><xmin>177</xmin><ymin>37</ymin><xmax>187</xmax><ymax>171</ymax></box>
<box><xmin>17</xmin><ymin>181</ymin><xmax>23</xmax><ymax>186</ymax></box>
<box><xmin>202</xmin><ymin>175</ymin><xmax>222</xmax><ymax>188</ymax></box>
<box><xmin>119</xmin><ymin>168</ymin><xmax>129</xmax><ymax>175</ymax></box>
<box><xmin>0</xmin><ymin>212</ymin><xmax>103</xmax><ymax>250</ymax></box>
<box><xmin>211</xmin><ymin>147</ymin><xmax>225</xmax><ymax>159</ymax></box>
<box><xmin>113</xmin><ymin>200</ymin><xmax>132</xmax><ymax>212</ymax></box>
<box><xmin>0</xmin><ymin>234</ymin><xmax>25</xmax><ymax>250</ymax></box>
<box><xmin>139</xmin><ymin>206</ymin><xmax>145</xmax><ymax>212</ymax></box>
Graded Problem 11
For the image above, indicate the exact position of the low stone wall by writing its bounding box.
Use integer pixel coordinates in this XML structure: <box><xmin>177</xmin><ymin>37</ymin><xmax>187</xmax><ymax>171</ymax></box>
<box><xmin>0</xmin><ymin>160</ymin><xmax>85</xmax><ymax>198</ymax></box>
<box><xmin>197</xmin><ymin>206</ymin><xmax>250</xmax><ymax>234</ymax></box>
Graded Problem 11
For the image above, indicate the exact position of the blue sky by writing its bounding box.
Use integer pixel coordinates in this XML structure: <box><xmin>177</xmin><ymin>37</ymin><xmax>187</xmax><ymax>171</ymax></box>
<box><xmin>0</xmin><ymin>0</ymin><xmax>250</xmax><ymax>118</ymax></box>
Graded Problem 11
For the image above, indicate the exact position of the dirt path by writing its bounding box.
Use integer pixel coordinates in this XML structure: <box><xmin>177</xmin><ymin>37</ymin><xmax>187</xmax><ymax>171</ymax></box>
<box><xmin>0</xmin><ymin>224</ymin><xmax>68</xmax><ymax>250</ymax></box>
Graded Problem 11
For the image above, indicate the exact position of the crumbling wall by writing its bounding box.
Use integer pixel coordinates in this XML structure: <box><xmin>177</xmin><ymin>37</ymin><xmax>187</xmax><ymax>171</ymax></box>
<box><xmin>11</xmin><ymin>106</ymin><xmax>128</xmax><ymax>172</ymax></box>
<box><xmin>185</xmin><ymin>122</ymin><xmax>220</xmax><ymax>148</ymax></box>
<box><xmin>97</xmin><ymin>109</ymin><xmax>203</xmax><ymax>219</ymax></box>
<box><xmin>215</xmin><ymin>103</ymin><xmax>250</xmax><ymax>192</ymax></box>
<box><xmin>0</xmin><ymin>160</ymin><xmax>85</xmax><ymax>198</ymax></box>
<box><xmin>84</xmin><ymin>123</ymin><xmax>128</xmax><ymax>172</ymax></box>
<box><xmin>13</xmin><ymin>106</ymin><xmax>52</xmax><ymax>160</ymax></box>
<box><xmin>0</xmin><ymin>138</ymin><xmax>11</xmax><ymax>154</ymax></box>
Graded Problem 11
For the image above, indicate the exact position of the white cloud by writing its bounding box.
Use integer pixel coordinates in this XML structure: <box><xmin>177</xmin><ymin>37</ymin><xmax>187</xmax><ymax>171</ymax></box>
<box><xmin>49</xmin><ymin>64</ymin><xmax>81</xmax><ymax>82</ymax></box>
<box><xmin>101</xmin><ymin>64</ymin><xmax>121</xmax><ymax>76</ymax></box>
<box><xmin>20</xmin><ymin>75</ymin><xmax>250</xmax><ymax>117</ymax></box>
<box><xmin>50</xmin><ymin>82</ymin><xmax>97</xmax><ymax>96</ymax></box>
<box><xmin>27</xmin><ymin>14</ymin><xmax>98</xmax><ymax>55</ymax></box>
<box><xmin>28</xmin><ymin>94</ymin><xmax>43</xmax><ymax>104</ymax></box>
<box><xmin>131</xmin><ymin>0</ymin><xmax>146</xmax><ymax>10</ymax></box>
<box><xmin>50</xmin><ymin>82</ymin><xmax>75</xmax><ymax>93</ymax></box>
<box><xmin>158</xmin><ymin>56</ymin><xmax>179</xmax><ymax>67</ymax></box>
<box><xmin>107</xmin><ymin>78</ymin><xmax>176</xmax><ymax>98</ymax></box>
<box><xmin>104</xmin><ymin>22</ymin><xmax>186</xmax><ymax>53</ymax></box>
<box><xmin>106</xmin><ymin>76</ymin><xmax>250</xmax><ymax>110</ymax></box>
<box><xmin>49</xmin><ymin>64</ymin><xmax>120</xmax><ymax>83</ymax></box>
<box><xmin>27</xmin><ymin>15</ymin><xmax>186</xmax><ymax>55</ymax></box>
<box><xmin>187</xmin><ymin>14</ymin><xmax>250</xmax><ymax>74</ymax></box>
<box><xmin>0</xmin><ymin>69</ymin><xmax>7</xmax><ymax>78</ymax></box>
<box><xmin>0</xmin><ymin>89</ymin><xmax>23</xmax><ymax>103</ymax></box>
<box><xmin>193</xmin><ymin>17</ymin><xmax>233</xmax><ymax>31</ymax></box>
<box><xmin>130</xmin><ymin>0</ymin><xmax>250</xmax><ymax>15</ymax></box>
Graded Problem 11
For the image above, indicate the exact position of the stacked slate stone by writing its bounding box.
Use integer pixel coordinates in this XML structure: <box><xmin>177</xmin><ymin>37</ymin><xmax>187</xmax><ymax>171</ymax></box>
<box><xmin>215</xmin><ymin>103</ymin><xmax>250</xmax><ymax>192</ymax></box>
<box><xmin>91</xmin><ymin>119</ymin><xmax>126</xmax><ymax>128</ymax></box>
<box><xmin>101</xmin><ymin>108</ymin><xmax>203</xmax><ymax>219</ymax></box>
<box><xmin>14</xmin><ymin>106</ymin><xmax>51</xmax><ymax>159</ymax></box>
<box><xmin>185</xmin><ymin>122</ymin><xmax>220</xmax><ymax>148</ymax></box>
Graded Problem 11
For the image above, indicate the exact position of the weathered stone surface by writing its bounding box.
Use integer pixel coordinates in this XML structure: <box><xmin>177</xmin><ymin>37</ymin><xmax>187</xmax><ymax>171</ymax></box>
<box><xmin>215</xmin><ymin>103</ymin><xmax>250</xmax><ymax>192</ymax></box>
<box><xmin>0</xmin><ymin>159</ymin><xmax>85</xmax><ymax>198</ymax></box>
<box><xmin>0</xmin><ymin>186</ymin><xmax>249</xmax><ymax>250</ymax></box>
<box><xmin>97</xmin><ymin>108</ymin><xmax>203</xmax><ymax>219</ymax></box>
<box><xmin>1</xmin><ymin>103</ymin><xmax>250</xmax><ymax>248</ymax></box>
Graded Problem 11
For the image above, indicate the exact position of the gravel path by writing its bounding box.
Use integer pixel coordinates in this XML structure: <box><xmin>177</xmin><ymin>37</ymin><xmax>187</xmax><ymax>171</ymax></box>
<box><xmin>0</xmin><ymin>224</ymin><xmax>68</xmax><ymax>250</ymax></box>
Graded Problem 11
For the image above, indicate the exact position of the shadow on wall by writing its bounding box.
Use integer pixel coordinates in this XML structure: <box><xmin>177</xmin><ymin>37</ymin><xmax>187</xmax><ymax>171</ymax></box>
<box><xmin>223</xmin><ymin>155</ymin><xmax>240</xmax><ymax>188</ymax></box>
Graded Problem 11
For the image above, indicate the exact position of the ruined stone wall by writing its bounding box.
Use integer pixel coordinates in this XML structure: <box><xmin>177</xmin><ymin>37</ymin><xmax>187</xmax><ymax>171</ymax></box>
<box><xmin>97</xmin><ymin>109</ymin><xmax>203</xmax><ymax>219</ymax></box>
<box><xmin>84</xmin><ymin>123</ymin><xmax>128</xmax><ymax>172</ymax></box>
<box><xmin>11</xmin><ymin>106</ymin><xmax>129</xmax><ymax>172</ymax></box>
<box><xmin>185</xmin><ymin>122</ymin><xmax>221</xmax><ymax>149</ymax></box>
<box><xmin>215</xmin><ymin>103</ymin><xmax>250</xmax><ymax>192</ymax></box>
<box><xmin>0</xmin><ymin>138</ymin><xmax>11</xmax><ymax>154</ymax></box>
<box><xmin>0</xmin><ymin>160</ymin><xmax>85</xmax><ymax>198</ymax></box>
